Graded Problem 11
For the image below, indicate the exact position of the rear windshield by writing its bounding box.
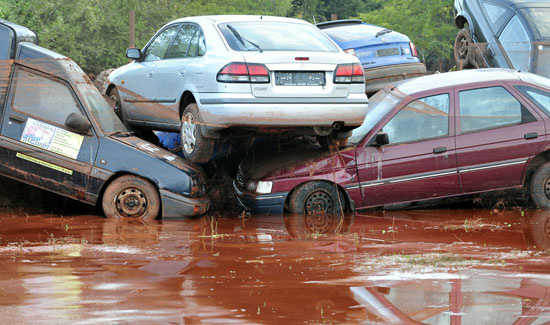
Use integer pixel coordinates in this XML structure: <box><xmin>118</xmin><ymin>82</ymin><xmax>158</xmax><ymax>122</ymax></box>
<box><xmin>520</xmin><ymin>8</ymin><xmax>550</xmax><ymax>41</ymax></box>
<box><xmin>321</xmin><ymin>24</ymin><xmax>382</xmax><ymax>42</ymax></box>
<box><xmin>219</xmin><ymin>22</ymin><xmax>339</xmax><ymax>52</ymax></box>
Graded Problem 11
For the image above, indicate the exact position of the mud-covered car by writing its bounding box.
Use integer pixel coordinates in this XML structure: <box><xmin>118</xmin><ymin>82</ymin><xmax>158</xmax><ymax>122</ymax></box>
<box><xmin>454</xmin><ymin>0</ymin><xmax>550</xmax><ymax>77</ymax></box>
<box><xmin>317</xmin><ymin>19</ymin><xmax>426</xmax><ymax>95</ymax></box>
<box><xmin>0</xmin><ymin>39</ymin><xmax>209</xmax><ymax>220</ymax></box>
<box><xmin>104</xmin><ymin>15</ymin><xmax>369</xmax><ymax>163</ymax></box>
<box><xmin>235</xmin><ymin>69</ymin><xmax>550</xmax><ymax>215</ymax></box>
<box><xmin>0</xmin><ymin>19</ymin><xmax>37</xmax><ymax>60</ymax></box>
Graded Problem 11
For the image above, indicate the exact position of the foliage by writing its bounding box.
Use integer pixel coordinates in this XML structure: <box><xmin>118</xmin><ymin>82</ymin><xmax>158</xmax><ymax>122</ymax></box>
<box><xmin>358</xmin><ymin>0</ymin><xmax>456</xmax><ymax>71</ymax></box>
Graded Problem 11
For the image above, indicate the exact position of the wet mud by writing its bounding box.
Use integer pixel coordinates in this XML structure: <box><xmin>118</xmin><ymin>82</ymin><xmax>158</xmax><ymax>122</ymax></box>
<box><xmin>0</xmin><ymin>208</ymin><xmax>550</xmax><ymax>324</ymax></box>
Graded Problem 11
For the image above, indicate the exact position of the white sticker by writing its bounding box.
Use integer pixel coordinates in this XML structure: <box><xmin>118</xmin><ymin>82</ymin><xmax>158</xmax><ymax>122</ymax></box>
<box><xmin>21</xmin><ymin>118</ymin><xmax>84</xmax><ymax>159</ymax></box>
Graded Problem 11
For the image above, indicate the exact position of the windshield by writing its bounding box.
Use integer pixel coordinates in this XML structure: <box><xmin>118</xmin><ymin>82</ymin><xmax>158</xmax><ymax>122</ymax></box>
<box><xmin>75</xmin><ymin>82</ymin><xmax>127</xmax><ymax>134</ymax></box>
<box><xmin>520</xmin><ymin>8</ymin><xmax>550</xmax><ymax>41</ymax></box>
<box><xmin>321</xmin><ymin>24</ymin><xmax>384</xmax><ymax>42</ymax></box>
<box><xmin>219</xmin><ymin>22</ymin><xmax>339</xmax><ymax>52</ymax></box>
<box><xmin>349</xmin><ymin>89</ymin><xmax>403</xmax><ymax>144</ymax></box>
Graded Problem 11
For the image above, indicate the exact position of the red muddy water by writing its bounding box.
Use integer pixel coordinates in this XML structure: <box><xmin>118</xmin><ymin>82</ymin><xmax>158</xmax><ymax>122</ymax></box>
<box><xmin>0</xmin><ymin>209</ymin><xmax>549</xmax><ymax>324</ymax></box>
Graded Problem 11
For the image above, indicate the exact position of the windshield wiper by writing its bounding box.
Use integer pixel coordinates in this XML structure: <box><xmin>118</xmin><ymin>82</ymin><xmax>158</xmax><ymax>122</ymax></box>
<box><xmin>375</xmin><ymin>28</ymin><xmax>392</xmax><ymax>37</ymax></box>
<box><xmin>227</xmin><ymin>24</ymin><xmax>263</xmax><ymax>52</ymax></box>
<box><xmin>108</xmin><ymin>130</ymin><xmax>134</xmax><ymax>137</ymax></box>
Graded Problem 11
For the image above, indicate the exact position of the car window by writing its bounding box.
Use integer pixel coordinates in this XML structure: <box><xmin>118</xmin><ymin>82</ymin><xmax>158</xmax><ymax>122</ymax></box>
<box><xmin>482</xmin><ymin>2</ymin><xmax>507</xmax><ymax>25</ymax></box>
<box><xmin>187</xmin><ymin>28</ymin><xmax>202</xmax><ymax>58</ymax></box>
<box><xmin>11</xmin><ymin>68</ymin><xmax>82</xmax><ymax>127</ymax></box>
<box><xmin>219</xmin><ymin>22</ymin><xmax>339</xmax><ymax>52</ymax></box>
<box><xmin>499</xmin><ymin>15</ymin><xmax>531</xmax><ymax>71</ymax></box>
<box><xmin>198</xmin><ymin>32</ymin><xmax>206</xmax><ymax>56</ymax></box>
<box><xmin>382</xmin><ymin>93</ymin><xmax>449</xmax><ymax>145</ymax></box>
<box><xmin>0</xmin><ymin>25</ymin><xmax>12</xmax><ymax>59</ymax></box>
<box><xmin>165</xmin><ymin>24</ymin><xmax>196</xmax><ymax>59</ymax></box>
<box><xmin>143</xmin><ymin>25</ymin><xmax>179</xmax><ymax>62</ymax></box>
<box><xmin>459</xmin><ymin>86</ymin><xmax>535</xmax><ymax>133</ymax></box>
<box><xmin>321</xmin><ymin>24</ymin><xmax>385</xmax><ymax>42</ymax></box>
<box><xmin>520</xmin><ymin>8</ymin><xmax>550</xmax><ymax>41</ymax></box>
<box><xmin>517</xmin><ymin>86</ymin><xmax>550</xmax><ymax>117</ymax></box>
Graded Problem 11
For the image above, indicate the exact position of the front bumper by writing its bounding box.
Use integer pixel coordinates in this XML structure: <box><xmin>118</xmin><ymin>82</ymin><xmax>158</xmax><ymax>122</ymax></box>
<box><xmin>364</xmin><ymin>62</ymin><xmax>427</xmax><ymax>94</ymax></box>
<box><xmin>233</xmin><ymin>180</ymin><xmax>287</xmax><ymax>215</ymax></box>
<box><xmin>159</xmin><ymin>190</ymin><xmax>210</xmax><ymax>218</ymax></box>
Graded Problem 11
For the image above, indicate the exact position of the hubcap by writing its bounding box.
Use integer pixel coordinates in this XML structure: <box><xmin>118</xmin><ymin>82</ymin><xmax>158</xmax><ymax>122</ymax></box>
<box><xmin>115</xmin><ymin>187</ymin><xmax>148</xmax><ymax>218</ymax></box>
<box><xmin>544</xmin><ymin>178</ymin><xmax>550</xmax><ymax>200</ymax></box>
<box><xmin>458</xmin><ymin>36</ymin><xmax>469</xmax><ymax>59</ymax></box>
<box><xmin>181</xmin><ymin>112</ymin><xmax>197</xmax><ymax>155</ymax></box>
<box><xmin>305</xmin><ymin>190</ymin><xmax>334</xmax><ymax>216</ymax></box>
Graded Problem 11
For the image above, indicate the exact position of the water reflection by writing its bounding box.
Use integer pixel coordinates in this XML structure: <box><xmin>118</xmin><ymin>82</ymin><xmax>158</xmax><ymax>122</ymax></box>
<box><xmin>0</xmin><ymin>210</ymin><xmax>548</xmax><ymax>323</ymax></box>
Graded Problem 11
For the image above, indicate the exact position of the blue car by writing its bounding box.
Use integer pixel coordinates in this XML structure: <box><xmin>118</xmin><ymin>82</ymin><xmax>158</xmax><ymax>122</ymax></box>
<box><xmin>317</xmin><ymin>19</ymin><xmax>426</xmax><ymax>94</ymax></box>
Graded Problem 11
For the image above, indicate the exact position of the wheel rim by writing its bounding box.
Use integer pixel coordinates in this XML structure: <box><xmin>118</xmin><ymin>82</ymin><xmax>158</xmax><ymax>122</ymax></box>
<box><xmin>304</xmin><ymin>213</ymin><xmax>335</xmax><ymax>234</ymax></box>
<box><xmin>545</xmin><ymin>218</ymin><xmax>550</xmax><ymax>241</ymax></box>
<box><xmin>458</xmin><ymin>36</ymin><xmax>469</xmax><ymax>59</ymax></box>
<box><xmin>181</xmin><ymin>112</ymin><xmax>197</xmax><ymax>155</ymax></box>
<box><xmin>115</xmin><ymin>186</ymin><xmax>148</xmax><ymax>218</ymax></box>
<box><xmin>544</xmin><ymin>177</ymin><xmax>550</xmax><ymax>200</ymax></box>
<box><xmin>305</xmin><ymin>190</ymin><xmax>334</xmax><ymax>217</ymax></box>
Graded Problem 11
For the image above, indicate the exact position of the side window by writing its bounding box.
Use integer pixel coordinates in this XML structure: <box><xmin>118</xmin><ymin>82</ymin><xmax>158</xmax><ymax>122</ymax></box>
<box><xmin>187</xmin><ymin>29</ymin><xmax>204</xmax><ymax>58</ymax></box>
<box><xmin>499</xmin><ymin>15</ymin><xmax>531</xmax><ymax>71</ymax></box>
<box><xmin>0</xmin><ymin>25</ymin><xmax>12</xmax><ymax>59</ymax></box>
<box><xmin>143</xmin><ymin>25</ymin><xmax>179</xmax><ymax>62</ymax></box>
<box><xmin>517</xmin><ymin>86</ymin><xmax>550</xmax><ymax>117</ymax></box>
<box><xmin>483</xmin><ymin>2</ymin><xmax>507</xmax><ymax>25</ymax></box>
<box><xmin>382</xmin><ymin>93</ymin><xmax>450</xmax><ymax>145</ymax></box>
<box><xmin>11</xmin><ymin>68</ymin><xmax>82</xmax><ymax>126</ymax></box>
<box><xmin>459</xmin><ymin>86</ymin><xmax>535</xmax><ymax>133</ymax></box>
<box><xmin>165</xmin><ymin>25</ymin><xmax>197</xmax><ymax>59</ymax></box>
<box><xmin>198</xmin><ymin>32</ymin><xmax>206</xmax><ymax>56</ymax></box>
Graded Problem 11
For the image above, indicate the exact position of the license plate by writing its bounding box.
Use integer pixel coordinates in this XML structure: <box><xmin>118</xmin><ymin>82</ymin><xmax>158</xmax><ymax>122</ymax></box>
<box><xmin>275</xmin><ymin>72</ymin><xmax>325</xmax><ymax>86</ymax></box>
<box><xmin>377</xmin><ymin>48</ymin><xmax>399</xmax><ymax>57</ymax></box>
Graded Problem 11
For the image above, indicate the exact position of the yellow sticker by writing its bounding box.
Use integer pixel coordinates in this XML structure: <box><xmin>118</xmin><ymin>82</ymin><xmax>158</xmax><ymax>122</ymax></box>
<box><xmin>16</xmin><ymin>153</ymin><xmax>73</xmax><ymax>175</ymax></box>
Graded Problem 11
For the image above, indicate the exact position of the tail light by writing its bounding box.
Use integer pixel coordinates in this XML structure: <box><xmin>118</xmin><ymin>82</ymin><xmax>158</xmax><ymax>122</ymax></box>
<box><xmin>334</xmin><ymin>63</ymin><xmax>364</xmax><ymax>84</ymax></box>
<box><xmin>344</xmin><ymin>49</ymin><xmax>356</xmax><ymax>56</ymax></box>
<box><xmin>409</xmin><ymin>42</ymin><xmax>418</xmax><ymax>57</ymax></box>
<box><xmin>217</xmin><ymin>62</ymin><xmax>270</xmax><ymax>83</ymax></box>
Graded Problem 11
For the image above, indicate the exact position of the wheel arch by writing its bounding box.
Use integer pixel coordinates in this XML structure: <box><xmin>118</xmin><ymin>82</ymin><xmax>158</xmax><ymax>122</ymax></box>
<box><xmin>524</xmin><ymin>150</ymin><xmax>550</xmax><ymax>188</ymax></box>
<box><xmin>179</xmin><ymin>91</ymin><xmax>197</xmax><ymax>120</ymax></box>
<box><xmin>284</xmin><ymin>179</ymin><xmax>355</xmax><ymax>214</ymax></box>
<box><xmin>105</xmin><ymin>84</ymin><xmax>116</xmax><ymax>96</ymax></box>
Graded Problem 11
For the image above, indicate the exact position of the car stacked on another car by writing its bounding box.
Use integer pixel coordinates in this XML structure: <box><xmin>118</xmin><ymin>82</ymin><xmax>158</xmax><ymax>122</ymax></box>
<box><xmin>317</xmin><ymin>19</ymin><xmax>426</xmax><ymax>95</ymax></box>
<box><xmin>454</xmin><ymin>0</ymin><xmax>550</xmax><ymax>77</ymax></box>
<box><xmin>0</xmin><ymin>19</ymin><xmax>210</xmax><ymax>221</ymax></box>
<box><xmin>235</xmin><ymin>68</ymin><xmax>550</xmax><ymax>216</ymax></box>
<box><xmin>105</xmin><ymin>15</ymin><xmax>369</xmax><ymax>163</ymax></box>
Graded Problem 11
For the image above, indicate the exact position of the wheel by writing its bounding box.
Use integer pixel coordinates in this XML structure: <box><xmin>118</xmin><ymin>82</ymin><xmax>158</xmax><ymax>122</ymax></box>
<box><xmin>529</xmin><ymin>210</ymin><xmax>550</xmax><ymax>250</ymax></box>
<box><xmin>180</xmin><ymin>103</ymin><xmax>215</xmax><ymax>163</ymax></box>
<box><xmin>530</xmin><ymin>163</ymin><xmax>550</xmax><ymax>209</ymax></box>
<box><xmin>109</xmin><ymin>87</ymin><xmax>124</xmax><ymax>121</ymax></box>
<box><xmin>288</xmin><ymin>181</ymin><xmax>346</xmax><ymax>217</ymax></box>
<box><xmin>454</xmin><ymin>28</ymin><xmax>473</xmax><ymax>69</ymax></box>
<box><xmin>102</xmin><ymin>175</ymin><xmax>160</xmax><ymax>222</ymax></box>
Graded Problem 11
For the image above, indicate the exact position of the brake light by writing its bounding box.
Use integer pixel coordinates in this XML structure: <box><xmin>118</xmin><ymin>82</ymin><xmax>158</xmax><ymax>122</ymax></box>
<box><xmin>409</xmin><ymin>42</ymin><xmax>418</xmax><ymax>57</ymax></box>
<box><xmin>344</xmin><ymin>49</ymin><xmax>356</xmax><ymax>56</ymax></box>
<box><xmin>334</xmin><ymin>63</ymin><xmax>364</xmax><ymax>84</ymax></box>
<box><xmin>217</xmin><ymin>62</ymin><xmax>270</xmax><ymax>83</ymax></box>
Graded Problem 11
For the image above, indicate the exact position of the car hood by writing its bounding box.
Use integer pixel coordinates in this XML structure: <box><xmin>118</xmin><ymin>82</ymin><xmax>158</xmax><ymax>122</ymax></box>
<box><xmin>240</xmin><ymin>142</ymin><xmax>356</xmax><ymax>181</ymax></box>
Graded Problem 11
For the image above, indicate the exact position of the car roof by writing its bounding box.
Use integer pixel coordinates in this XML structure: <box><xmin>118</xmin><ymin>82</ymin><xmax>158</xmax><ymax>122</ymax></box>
<box><xmin>169</xmin><ymin>15</ymin><xmax>310</xmax><ymax>25</ymax></box>
<box><xmin>394</xmin><ymin>69</ymin><xmax>524</xmax><ymax>95</ymax></box>
<box><xmin>467</xmin><ymin>0</ymin><xmax>549</xmax><ymax>8</ymax></box>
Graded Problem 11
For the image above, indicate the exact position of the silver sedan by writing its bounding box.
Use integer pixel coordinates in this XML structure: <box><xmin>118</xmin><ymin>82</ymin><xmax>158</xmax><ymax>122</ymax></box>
<box><xmin>105</xmin><ymin>15</ymin><xmax>369</xmax><ymax>162</ymax></box>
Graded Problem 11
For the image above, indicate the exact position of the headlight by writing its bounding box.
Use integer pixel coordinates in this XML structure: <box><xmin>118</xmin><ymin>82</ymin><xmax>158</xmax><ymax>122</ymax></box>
<box><xmin>256</xmin><ymin>181</ymin><xmax>272</xmax><ymax>194</ymax></box>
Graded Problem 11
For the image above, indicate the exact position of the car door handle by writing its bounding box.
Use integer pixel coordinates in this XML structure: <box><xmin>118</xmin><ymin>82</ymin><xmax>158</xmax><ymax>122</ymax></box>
<box><xmin>524</xmin><ymin>132</ymin><xmax>538</xmax><ymax>140</ymax></box>
<box><xmin>146</xmin><ymin>71</ymin><xmax>153</xmax><ymax>78</ymax></box>
<box><xmin>178</xmin><ymin>70</ymin><xmax>187</xmax><ymax>77</ymax></box>
<box><xmin>433</xmin><ymin>147</ymin><xmax>447</xmax><ymax>154</ymax></box>
<box><xmin>9</xmin><ymin>114</ymin><xmax>25</xmax><ymax>124</ymax></box>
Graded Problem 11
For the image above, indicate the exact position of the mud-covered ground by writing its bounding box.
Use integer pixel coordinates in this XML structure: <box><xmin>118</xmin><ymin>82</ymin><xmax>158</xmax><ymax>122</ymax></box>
<box><xmin>0</xmin><ymin>188</ymin><xmax>550</xmax><ymax>324</ymax></box>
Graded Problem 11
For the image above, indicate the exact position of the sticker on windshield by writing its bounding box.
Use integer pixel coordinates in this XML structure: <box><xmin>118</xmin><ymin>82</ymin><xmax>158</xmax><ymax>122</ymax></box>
<box><xmin>20</xmin><ymin>118</ymin><xmax>84</xmax><ymax>159</ymax></box>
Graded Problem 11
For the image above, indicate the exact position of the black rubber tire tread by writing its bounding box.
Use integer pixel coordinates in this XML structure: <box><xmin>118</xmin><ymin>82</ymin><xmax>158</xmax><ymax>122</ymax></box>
<box><xmin>102</xmin><ymin>175</ymin><xmax>161</xmax><ymax>222</ymax></box>
<box><xmin>531</xmin><ymin>162</ymin><xmax>550</xmax><ymax>209</ymax></box>
<box><xmin>454</xmin><ymin>28</ymin><xmax>474</xmax><ymax>70</ymax></box>
<box><xmin>180</xmin><ymin>103</ymin><xmax>216</xmax><ymax>163</ymax></box>
<box><xmin>288</xmin><ymin>181</ymin><xmax>345</xmax><ymax>216</ymax></box>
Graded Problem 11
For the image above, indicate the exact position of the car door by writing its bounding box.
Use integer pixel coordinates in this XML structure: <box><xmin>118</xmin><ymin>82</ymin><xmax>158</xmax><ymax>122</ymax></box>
<box><xmin>455</xmin><ymin>83</ymin><xmax>545</xmax><ymax>193</ymax></box>
<box><xmin>122</xmin><ymin>24</ymin><xmax>179</xmax><ymax>125</ymax></box>
<box><xmin>355</xmin><ymin>92</ymin><xmax>461</xmax><ymax>207</ymax></box>
<box><xmin>0</xmin><ymin>65</ymin><xmax>99</xmax><ymax>201</ymax></box>
<box><xmin>479</xmin><ymin>0</ymin><xmax>514</xmax><ymax>68</ymax></box>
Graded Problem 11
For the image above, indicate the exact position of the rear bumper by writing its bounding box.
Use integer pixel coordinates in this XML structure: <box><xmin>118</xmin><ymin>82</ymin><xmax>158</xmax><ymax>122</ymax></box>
<box><xmin>159</xmin><ymin>190</ymin><xmax>210</xmax><ymax>218</ymax></box>
<box><xmin>233</xmin><ymin>180</ymin><xmax>287</xmax><ymax>215</ymax></box>
<box><xmin>198</xmin><ymin>94</ymin><xmax>368</xmax><ymax>132</ymax></box>
<box><xmin>364</xmin><ymin>62</ymin><xmax>427</xmax><ymax>94</ymax></box>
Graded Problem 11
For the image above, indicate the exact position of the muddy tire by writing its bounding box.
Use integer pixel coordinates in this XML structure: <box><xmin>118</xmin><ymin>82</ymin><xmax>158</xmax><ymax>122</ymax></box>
<box><xmin>109</xmin><ymin>87</ymin><xmax>124</xmax><ymax>122</ymax></box>
<box><xmin>317</xmin><ymin>130</ymin><xmax>351</xmax><ymax>149</ymax></box>
<box><xmin>102</xmin><ymin>175</ymin><xmax>160</xmax><ymax>222</ymax></box>
<box><xmin>530</xmin><ymin>163</ymin><xmax>550</xmax><ymax>209</ymax></box>
<box><xmin>288</xmin><ymin>181</ymin><xmax>346</xmax><ymax>218</ymax></box>
<box><xmin>454</xmin><ymin>28</ymin><xmax>474</xmax><ymax>69</ymax></box>
<box><xmin>180</xmin><ymin>103</ymin><xmax>215</xmax><ymax>163</ymax></box>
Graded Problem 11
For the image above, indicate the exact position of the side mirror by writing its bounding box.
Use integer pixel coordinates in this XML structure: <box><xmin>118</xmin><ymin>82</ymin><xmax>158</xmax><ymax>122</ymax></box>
<box><xmin>125</xmin><ymin>48</ymin><xmax>142</xmax><ymax>60</ymax></box>
<box><xmin>371</xmin><ymin>132</ymin><xmax>389</xmax><ymax>147</ymax></box>
<box><xmin>65</xmin><ymin>112</ymin><xmax>91</xmax><ymax>135</ymax></box>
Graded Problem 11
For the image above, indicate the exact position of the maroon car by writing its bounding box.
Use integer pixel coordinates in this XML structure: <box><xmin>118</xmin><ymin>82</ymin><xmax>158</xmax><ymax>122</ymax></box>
<box><xmin>234</xmin><ymin>69</ymin><xmax>550</xmax><ymax>215</ymax></box>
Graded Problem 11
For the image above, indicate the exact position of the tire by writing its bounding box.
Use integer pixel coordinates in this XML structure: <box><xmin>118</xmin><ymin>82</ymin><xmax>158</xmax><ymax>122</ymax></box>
<box><xmin>180</xmin><ymin>103</ymin><xmax>215</xmax><ymax>163</ymax></box>
<box><xmin>529</xmin><ymin>210</ymin><xmax>550</xmax><ymax>250</ymax></box>
<box><xmin>317</xmin><ymin>130</ymin><xmax>351</xmax><ymax>149</ymax></box>
<box><xmin>454</xmin><ymin>28</ymin><xmax>474</xmax><ymax>70</ymax></box>
<box><xmin>288</xmin><ymin>181</ymin><xmax>346</xmax><ymax>217</ymax></box>
<box><xmin>102</xmin><ymin>175</ymin><xmax>161</xmax><ymax>222</ymax></box>
<box><xmin>109</xmin><ymin>87</ymin><xmax>124</xmax><ymax>122</ymax></box>
<box><xmin>530</xmin><ymin>163</ymin><xmax>550</xmax><ymax>209</ymax></box>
